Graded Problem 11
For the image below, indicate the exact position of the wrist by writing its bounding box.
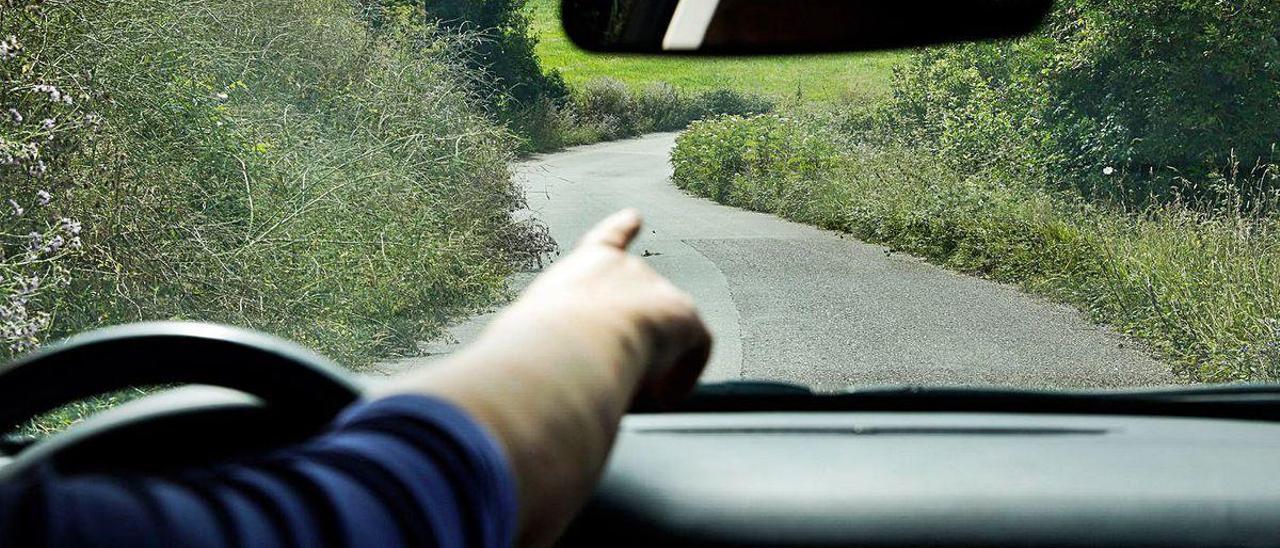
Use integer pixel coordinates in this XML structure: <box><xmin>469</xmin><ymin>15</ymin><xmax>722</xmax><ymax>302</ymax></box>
<box><xmin>480</xmin><ymin>300</ymin><xmax>654</xmax><ymax>387</ymax></box>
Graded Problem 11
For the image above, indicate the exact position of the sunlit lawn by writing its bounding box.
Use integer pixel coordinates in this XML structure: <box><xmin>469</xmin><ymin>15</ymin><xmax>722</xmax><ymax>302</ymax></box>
<box><xmin>526</xmin><ymin>0</ymin><xmax>905</xmax><ymax>102</ymax></box>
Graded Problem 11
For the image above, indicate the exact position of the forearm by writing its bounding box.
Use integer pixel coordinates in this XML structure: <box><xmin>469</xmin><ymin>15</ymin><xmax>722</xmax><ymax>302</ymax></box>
<box><xmin>378</xmin><ymin>306</ymin><xmax>651</xmax><ymax>547</ymax></box>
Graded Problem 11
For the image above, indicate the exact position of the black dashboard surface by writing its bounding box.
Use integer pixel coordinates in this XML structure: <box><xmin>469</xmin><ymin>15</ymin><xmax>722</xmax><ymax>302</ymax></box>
<box><xmin>561</xmin><ymin>412</ymin><xmax>1280</xmax><ymax>547</ymax></box>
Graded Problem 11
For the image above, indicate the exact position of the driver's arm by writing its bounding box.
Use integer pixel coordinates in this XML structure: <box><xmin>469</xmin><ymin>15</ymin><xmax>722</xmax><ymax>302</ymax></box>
<box><xmin>0</xmin><ymin>210</ymin><xmax>711</xmax><ymax>548</ymax></box>
<box><xmin>373</xmin><ymin>208</ymin><xmax>712</xmax><ymax>546</ymax></box>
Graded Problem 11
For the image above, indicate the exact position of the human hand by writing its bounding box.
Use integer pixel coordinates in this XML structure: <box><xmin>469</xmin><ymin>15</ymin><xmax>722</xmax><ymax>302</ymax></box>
<box><xmin>487</xmin><ymin>208</ymin><xmax>712</xmax><ymax>407</ymax></box>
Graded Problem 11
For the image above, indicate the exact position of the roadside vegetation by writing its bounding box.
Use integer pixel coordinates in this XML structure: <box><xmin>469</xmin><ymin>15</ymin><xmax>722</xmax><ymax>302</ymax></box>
<box><xmin>0</xmin><ymin>0</ymin><xmax>556</xmax><ymax>371</ymax></box>
<box><xmin>513</xmin><ymin>78</ymin><xmax>773</xmax><ymax>152</ymax></box>
<box><xmin>672</xmin><ymin>0</ymin><xmax>1280</xmax><ymax>382</ymax></box>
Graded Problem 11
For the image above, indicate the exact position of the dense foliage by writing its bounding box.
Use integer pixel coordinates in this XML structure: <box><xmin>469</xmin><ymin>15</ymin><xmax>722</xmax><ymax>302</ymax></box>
<box><xmin>0</xmin><ymin>0</ymin><xmax>553</xmax><ymax>365</ymax></box>
<box><xmin>376</xmin><ymin>0</ymin><xmax>569</xmax><ymax>122</ymax></box>
<box><xmin>885</xmin><ymin>0</ymin><xmax>1280</xmax><ymax>202</ymax></box>
<box><xmin>0</xmin><ymin>1</ymin><xmax>91</xmax><ymax>354</ymax></box>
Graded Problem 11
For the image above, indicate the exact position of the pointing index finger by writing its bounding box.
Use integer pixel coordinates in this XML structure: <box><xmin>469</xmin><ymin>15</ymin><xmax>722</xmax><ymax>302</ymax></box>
<box><xmin>579</xmin><ymin>209</ymin><xmax>643</xmax><ymax>250</ymax></box>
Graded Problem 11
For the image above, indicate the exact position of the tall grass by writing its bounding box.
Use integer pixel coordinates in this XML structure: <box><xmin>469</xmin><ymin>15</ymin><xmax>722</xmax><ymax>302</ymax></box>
<box><xmin>673</xmin><ymin>113</ymin><xmax>1280</xmax><ymax>382</ymax></box>
<box><xmin>1</xmin><ymin>0</ymin><xmax>553</xmax><ymax>367</ymax></box>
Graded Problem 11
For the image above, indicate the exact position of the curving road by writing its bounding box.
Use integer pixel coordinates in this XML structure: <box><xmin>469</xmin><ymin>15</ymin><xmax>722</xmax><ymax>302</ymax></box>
<box><xmin>382</xmin><ymin>133</ymin><xmax>1175</xmax><ymax>390</ymax></box>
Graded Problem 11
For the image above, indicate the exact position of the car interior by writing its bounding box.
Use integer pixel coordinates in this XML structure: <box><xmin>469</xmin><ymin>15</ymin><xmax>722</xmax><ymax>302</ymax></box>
<box><xmin>4</xmin><ymin>324</ymin><xmax>1280</xmax><ymax>546</ymax></box>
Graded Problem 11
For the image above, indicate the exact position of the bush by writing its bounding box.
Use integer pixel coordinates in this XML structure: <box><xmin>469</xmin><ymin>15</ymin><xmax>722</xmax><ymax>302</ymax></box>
<box><xmin>690</xmin><ymin>89</ymin><xmax>776</xmax><ymax>119</ymax></box>
<box><xmin>672</xmin><ymin>114</ymin><xmax>842</xmax><ymax>208</ymax></box>
<box><xmin>885</xmin><ymin>0</ymin><xmax>1280</xmax><ymax>203</ymax></box>
<box><xmin>376</xmin><ymin>0</ymin><xmax>569</xmax><ymax>119</ymax></box>
<box><xmin>520</xmin><ymin>77</ymin><xmax>776</xmax><ymax>152</ymax></box>
<box><xmin>0</xmin><ymin>1</ymin><xmax>94</xmax><ymax>354</ymax></box>
<box><xmin>633</xmin><ymin>83</ymin><xmax>689</xmax><ymax>133</ymax></box>
<box><xmin>673</xmin><ymin>113</ymin><xmax>1280</xmax><ymax>382</ymax></box>
<box><xmin>1</xmin><ymin>0</ymin><xmax>554</xmax><ymax>366</ymax></box>
<box><xmin>574</xmin><ymin>78</ymin><xmax>639</xmax><ymax>140</ymax></box>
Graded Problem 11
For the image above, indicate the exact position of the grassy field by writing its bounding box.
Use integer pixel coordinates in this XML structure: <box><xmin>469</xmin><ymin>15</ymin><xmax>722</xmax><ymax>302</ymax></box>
<box><xmin>526</xmin><ymin>0</ymin><xmax>904</xmax><ymax>101</ymax></box>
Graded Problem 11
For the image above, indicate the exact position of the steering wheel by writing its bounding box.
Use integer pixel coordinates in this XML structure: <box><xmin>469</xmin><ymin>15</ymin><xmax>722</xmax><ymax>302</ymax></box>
<box><xmin>0</xmin><ymin>322</ymin><xmax>362</xmax><ymax>481</ymax></box>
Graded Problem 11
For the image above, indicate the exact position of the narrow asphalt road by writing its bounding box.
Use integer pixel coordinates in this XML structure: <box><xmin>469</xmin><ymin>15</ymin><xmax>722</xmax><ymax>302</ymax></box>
<box><xmin>382</xmin><ymin>133</ymin><xmax>1175</xmax><ymax>390</ymax></box>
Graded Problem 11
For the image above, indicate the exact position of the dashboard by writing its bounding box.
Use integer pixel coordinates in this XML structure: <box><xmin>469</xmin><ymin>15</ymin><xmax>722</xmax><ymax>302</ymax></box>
<box><xmin>561</xmin><ymin>411</ymin><xmax>1280</xmax><ymax>547</ymax></box>
<box><xmin>8</xmin><ymin>325</ymin><xmax>1279</xmax><ymax>547</ymax></box>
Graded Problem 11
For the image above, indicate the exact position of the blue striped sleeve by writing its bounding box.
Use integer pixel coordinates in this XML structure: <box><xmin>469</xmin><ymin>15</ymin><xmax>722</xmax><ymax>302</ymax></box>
<box><xmin>0</xmin><ymin>394</ymin><xmax>518</xmax><ymax>548</ymax></box>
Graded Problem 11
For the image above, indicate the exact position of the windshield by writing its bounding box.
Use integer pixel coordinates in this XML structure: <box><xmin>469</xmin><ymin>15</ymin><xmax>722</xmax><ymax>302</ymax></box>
<box><xmin>3</xmin><ymin>0</ymin><xmax>1277</xmax><ymax>417</ymax></box>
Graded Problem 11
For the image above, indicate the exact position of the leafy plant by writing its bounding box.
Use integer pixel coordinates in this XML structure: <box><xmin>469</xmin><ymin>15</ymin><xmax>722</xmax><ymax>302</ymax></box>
<box><xmin>885</xmin><ymin>0</ymin><xmax>1280</xmax><ymax>204</ymax></box>
<box><xmin>0</xmin><ymin>0</ymin><xmax>96</xmax><ymax>355</ymax></box>
<box><xmin>376</xmin><ymin>0</ymin><xmax>570</xmax><ymax>117</ymax></box>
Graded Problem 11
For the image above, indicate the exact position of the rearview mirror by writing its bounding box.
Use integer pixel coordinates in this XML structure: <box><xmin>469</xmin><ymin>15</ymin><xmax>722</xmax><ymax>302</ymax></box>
<box><xmin>561</xmin><ymin>0</ymin><xmax>1053</xmax><ymax>54</ymax></box>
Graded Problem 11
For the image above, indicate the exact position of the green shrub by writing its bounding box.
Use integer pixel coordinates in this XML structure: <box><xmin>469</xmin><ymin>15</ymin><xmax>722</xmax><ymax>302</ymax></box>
<box><xmin>574</xmin><ymin>77</ymin><xmax>639</xmax><ymax>140</ymax></box>
<box><xmin>885</xmin><ymin>0</ymin><xmax>1280</xmax><ymax>202</ymax></box>
<box><xmin>690</xmin><ymin>89</ymin><xmax>775</xmax><ymax>119</ymax></box>
<box><xmin>0</xmin><ymin>0</ymin><xmax>96</xmax><ymax>354</ymax></box>
<box><xmin>672</xmin><ymin>114</ymin><xmax>841</xmax><ymax>207</ymax></box>
<box><xmin>633</xmin><ymin>83</ymin><xmax>690</xmax><ymax>133</ymax></box>
<box><xmin>523</xmin><ymin>77</ymin><xmax>776</xmax><ymax>152</ymax></box>
<box><xmin>506</xmin><ymin>97</ymin><xmax>571</xmax><ymax>153</ymax></box>
<box><xmin>376</xmin><ymin>0</ymin><xmax>569</xmax><ymax>118</ymax></box>
<box><xmin>2</xmin><ymin>0</ymin><xmax>553</xmax><ymax>366</ymax></box>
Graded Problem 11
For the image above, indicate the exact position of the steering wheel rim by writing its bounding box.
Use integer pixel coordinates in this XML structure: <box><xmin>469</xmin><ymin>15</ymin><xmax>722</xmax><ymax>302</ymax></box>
<box><xmin>0</xmin><ymin>322</ymin><xmax>362</xmax><ymax>478</ymax></box>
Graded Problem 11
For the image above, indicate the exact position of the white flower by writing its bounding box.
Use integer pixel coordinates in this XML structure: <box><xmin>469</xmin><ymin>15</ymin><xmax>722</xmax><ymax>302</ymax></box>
<box><xmin>60</xmin><ymin>217</ymin><xmax>81</xmax><ymax>235</ymax></box>
<box><xmin>32</xmin><ymin>84</ymin><xmax>65</xmax><ymax>104</ymax></box>
<box><xmin>6</xmin><ymin>108</ymin><xmax>21</xmax><ymax>123</ymax></box>
<box><xmin>36</xmin><ymin>190</ymin><xmax>51</xmax><ymax>206</ymax></box>
<box><xmin>0</xmin><ymin>36</ymin><xmax>20</xmax><ymax>60</ymax></box>
<box><xmin>43</xmin><ymin>235</ymin><xmax>65</xmax><ymax>253</ymax></box>
<box><xmin>8</xmin><ymin>199</ymin><xmax>24</xmax><ymax>217</ymax></box>
<box><xmin>39</xmin><ymin>118</ymin><xmax>55</xmax><ymax>131</ymax></box>
<box><xmin>1102</xmin><ymin>166</ymin><xmax>1115</xmax><ymax>176</ymax></box>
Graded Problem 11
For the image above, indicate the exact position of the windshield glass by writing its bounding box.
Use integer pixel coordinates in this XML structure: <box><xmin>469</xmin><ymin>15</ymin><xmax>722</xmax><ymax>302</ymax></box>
<box><xmin>3</xmin><ymin>0</ymin><xmax>1277</xmax><ymax>413</ymax></box>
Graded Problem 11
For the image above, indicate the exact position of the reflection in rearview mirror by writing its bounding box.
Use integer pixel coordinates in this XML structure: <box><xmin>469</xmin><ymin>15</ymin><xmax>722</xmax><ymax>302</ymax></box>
<box><xmin>562</xmin><ymin>0</ymin><xmax>1054</xmax><ymax>54</ymax></box>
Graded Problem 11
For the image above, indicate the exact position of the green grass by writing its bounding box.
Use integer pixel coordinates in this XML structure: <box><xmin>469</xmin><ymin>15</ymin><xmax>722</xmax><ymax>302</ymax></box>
<box><xmin>526</xmin><ymin>0</ymin><xmax>904</xmax><ymax>102</ymax></box>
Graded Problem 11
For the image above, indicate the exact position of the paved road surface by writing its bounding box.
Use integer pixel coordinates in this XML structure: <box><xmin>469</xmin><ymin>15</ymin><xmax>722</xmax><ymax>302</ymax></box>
<box><xmin>381</xmin><ymin>133</ymin><xmax>1175</xmax><ymax>390</ymax></box>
